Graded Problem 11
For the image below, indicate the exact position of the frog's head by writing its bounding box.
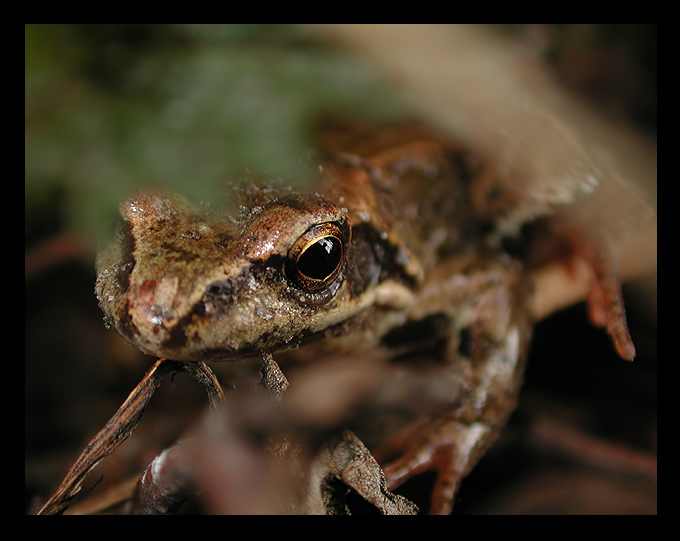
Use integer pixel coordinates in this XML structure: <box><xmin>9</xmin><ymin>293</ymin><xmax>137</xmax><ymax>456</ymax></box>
<box><xmin>96</xmin><ymin>190</ymin><xmax>358</xmax><ymax>361</ymax></box>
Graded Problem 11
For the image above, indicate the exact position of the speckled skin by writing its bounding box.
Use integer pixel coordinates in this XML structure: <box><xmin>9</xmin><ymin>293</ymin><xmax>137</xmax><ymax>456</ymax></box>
<box><xmin>95</xmin><ymin>119</ymin><xmax>630</xmax><ymax>514</ymax></box>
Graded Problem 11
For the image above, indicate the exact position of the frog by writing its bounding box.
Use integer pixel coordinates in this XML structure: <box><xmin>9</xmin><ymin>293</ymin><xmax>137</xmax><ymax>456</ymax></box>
<box><xmin>43</xmin><ymin>118</ymin><xmax>640</xmax><ymax>514</ymax></box>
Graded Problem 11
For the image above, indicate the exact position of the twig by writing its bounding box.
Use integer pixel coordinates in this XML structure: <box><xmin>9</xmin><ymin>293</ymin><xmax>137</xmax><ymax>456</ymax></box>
<box><xmin>25</xmin><ymin>232</ymin><xmax>92</xmax><ymax>281</ymax></box>
<box><xmin>36</xmin><ymin>359</ymin><xmax>224</xmax><ymax>515</ymax></box>
<box><xmin>129</xmin><ymin>352</ymin><xmax>285</xmax><ymax>514</ymax></box>
<box><xmin>63</xmin><ymin>474</ymin><xmax>140</xmax><ymax>515</ymax></box>
<box><xmin>530</xmin><ymin>416</ymin><xmax>657</xmax><ymax>481</ymax></box>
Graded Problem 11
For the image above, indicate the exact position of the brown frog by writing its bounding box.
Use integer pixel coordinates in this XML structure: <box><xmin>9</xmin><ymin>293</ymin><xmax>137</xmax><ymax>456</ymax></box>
<box><xmin>46</xmin><ymin>118</ymin><xmax>639</xmax><ymax>514</ymax></box>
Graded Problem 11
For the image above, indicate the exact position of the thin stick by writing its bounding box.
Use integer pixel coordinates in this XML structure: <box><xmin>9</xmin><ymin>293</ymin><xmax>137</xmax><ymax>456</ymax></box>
<box><xmin>531</xmin><ymin>416</ymin><xmax>657</xmax><ymax>481</ymax></box>
<box><xmin>36</xmin><ymin>359</ymin><xmax>224</xmax><ymax>515</ymax></box>
<box><xmin>63</xmin><ymin>474</ymin><xmax>140</xmax><ymax>515</ymax></box>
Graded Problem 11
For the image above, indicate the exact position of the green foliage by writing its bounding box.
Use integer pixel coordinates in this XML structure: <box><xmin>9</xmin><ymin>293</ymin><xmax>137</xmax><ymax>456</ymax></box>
<box><xmin>25</xmin><ymin>24</ymin><xmax>405</xmax><ymax>244</ymax></box>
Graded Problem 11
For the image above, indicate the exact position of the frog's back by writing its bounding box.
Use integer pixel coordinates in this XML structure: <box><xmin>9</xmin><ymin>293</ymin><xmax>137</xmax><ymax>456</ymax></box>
<box><xmin>316</xmin><ymin>119</ymin><xmax>483</xmax><ymax>283</ymax></box>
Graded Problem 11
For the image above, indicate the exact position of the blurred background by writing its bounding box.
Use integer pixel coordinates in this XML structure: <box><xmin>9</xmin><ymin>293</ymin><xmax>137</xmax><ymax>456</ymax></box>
<box><xmin>25</xmin><ymin>24</ymin><xmax>656</xmax><ymax>514</ymax></box>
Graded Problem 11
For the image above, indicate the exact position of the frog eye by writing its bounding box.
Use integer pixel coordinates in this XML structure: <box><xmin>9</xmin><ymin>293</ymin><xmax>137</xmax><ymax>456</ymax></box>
<box><xmin>286</xmin><ymin>222</ymin><xmax>345</xmax><ymax>292</ymax></box>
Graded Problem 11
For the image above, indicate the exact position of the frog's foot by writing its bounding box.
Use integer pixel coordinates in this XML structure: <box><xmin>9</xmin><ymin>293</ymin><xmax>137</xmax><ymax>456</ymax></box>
<box><xmin>583</xmin><ymin>249</ymin><xmax>636</xmax><ymax>361</ymax></box>
<box><xmin>381</xmin><ymin>420</ymin><xmax>491</xmax><ymax>515</ymax></box>
<box><xmin>316</xmin><ymin>430</ymin><xmax>419</xmax><ymax>515</ymax></box>
<box><xmin>562</xmin><ymin>232</ymin><xmax>636</xmax><ymax>361</ymax></box>
<box><xmin>530</xmin><ymin>225</ymin><xmax>636</xmax><ymax>361</ymax></box>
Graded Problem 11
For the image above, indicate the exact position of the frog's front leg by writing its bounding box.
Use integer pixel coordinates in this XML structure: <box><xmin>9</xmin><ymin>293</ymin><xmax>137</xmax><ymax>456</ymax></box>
<box><xmin>376</xmin><ymin>257</ymin><xmax>532</xmax><ymax>515</ymax></box>
<box><xmin>261</xmin><ymin>354</ymin><xmax>417</xmax><ymax>514</ymax></box>
<box><xmin>381</xmin><ymin>419</ymin><xmax>492</xmax><ymax>515</ymax></box>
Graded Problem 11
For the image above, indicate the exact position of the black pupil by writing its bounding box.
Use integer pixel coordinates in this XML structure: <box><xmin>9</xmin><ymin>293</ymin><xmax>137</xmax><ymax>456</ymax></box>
<box><xmin>297</xmin><ymin>237</ymin><xmax>341</xmax><ymax>280</ymax></box>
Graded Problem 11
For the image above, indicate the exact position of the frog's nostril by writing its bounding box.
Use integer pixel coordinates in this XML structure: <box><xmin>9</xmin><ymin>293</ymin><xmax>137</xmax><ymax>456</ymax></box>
<box><xmin>202</xmin><ymin>279</ymin><xmax>237</xmax><ymax>313</ymax></box>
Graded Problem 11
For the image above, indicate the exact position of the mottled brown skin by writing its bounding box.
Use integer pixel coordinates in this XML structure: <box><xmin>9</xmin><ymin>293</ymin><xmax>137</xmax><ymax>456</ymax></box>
<box><xmin>95</xmin><ymin>122</ymin><xmax>480</xmax><ymax>363</ymax></box>
<box><xmin>95</xmin><ymin>119</ymin><xmax>630</xmax><ymax>514</ymax></box>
